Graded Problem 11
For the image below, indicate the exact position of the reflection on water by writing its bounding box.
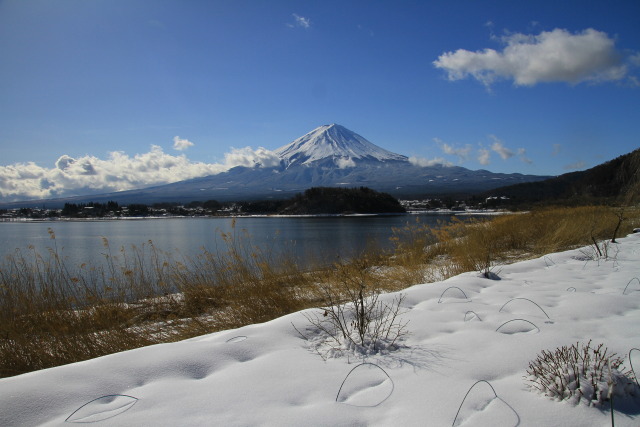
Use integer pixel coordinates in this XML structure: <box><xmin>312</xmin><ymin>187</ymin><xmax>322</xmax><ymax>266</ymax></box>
<box><xmin>0</xmin><ymin>215</ymin><xmax>454</xmax><ymax>268</ymax></box>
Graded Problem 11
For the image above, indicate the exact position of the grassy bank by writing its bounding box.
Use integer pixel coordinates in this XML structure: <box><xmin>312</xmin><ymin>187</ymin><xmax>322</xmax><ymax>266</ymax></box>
<box><xmin>1</xmin><ymin>206</ymin><xmax>638</xmax><ymax>377</ymax></box>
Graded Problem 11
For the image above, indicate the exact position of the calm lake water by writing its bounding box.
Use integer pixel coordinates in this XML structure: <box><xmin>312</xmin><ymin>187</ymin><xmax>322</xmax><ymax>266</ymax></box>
<box><xmin>0</xmin><ymin>214</ymin><xmax>456</xmax><ymax>268</ymax></box>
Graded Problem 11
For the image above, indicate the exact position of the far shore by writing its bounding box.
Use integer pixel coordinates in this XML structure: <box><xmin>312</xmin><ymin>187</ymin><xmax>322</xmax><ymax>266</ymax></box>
<box><xmin>0</xmin><ymin>209</ymin><xmax>507</xmax><ymax>223</ymax></box>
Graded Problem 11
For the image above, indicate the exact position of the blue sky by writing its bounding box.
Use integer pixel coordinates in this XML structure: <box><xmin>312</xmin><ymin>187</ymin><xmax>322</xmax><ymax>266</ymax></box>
<box><xmin>1</xmin><ymin>0</ymin><xmax>639</xmax><ymax>201</ymax></box>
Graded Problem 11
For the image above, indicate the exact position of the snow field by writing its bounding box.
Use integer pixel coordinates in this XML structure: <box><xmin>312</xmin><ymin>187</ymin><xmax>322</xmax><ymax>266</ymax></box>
<box><xmin>1</xmin><ymin>234</ymin><xmax>639</xmax><ymax>426</ymax></box>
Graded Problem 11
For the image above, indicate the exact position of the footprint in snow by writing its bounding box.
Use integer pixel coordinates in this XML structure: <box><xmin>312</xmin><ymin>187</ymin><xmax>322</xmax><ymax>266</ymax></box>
<box><xmin>495</xmin><ymin>319</ymin><xmax>540</xmax><ymax>335</ymax></box>
<box><xmin>336</xmin><ymin>363</ymin><xmax>394</xmax><ymax>407</ymax></box>
<box><xmin>453</xmin><ymin>381</ymin><xmax>519</xmax><ymax>427</ymax></box>
<box><xmin>65</xmin><ymin>394</ymin><xmax>138</xmax><ymax>423</ymax></box>
<box><xmin>498</xmin><ymin>298</ymin><xmax>552</xmax><ymax>322</ymax></box>
<box><xmin>464</xmin><ymin>311</ymin><xmax>482</xmax><ymax>322</ymax></box>
<box><xmin>455</xmin><ymin>396</ymin><xmax>519</xmax><ymax>427</ymax></box>
<box><xmin>438</xmin><ymin>286</ymin><xmax>470</xmax><ymax>303</ymax></box>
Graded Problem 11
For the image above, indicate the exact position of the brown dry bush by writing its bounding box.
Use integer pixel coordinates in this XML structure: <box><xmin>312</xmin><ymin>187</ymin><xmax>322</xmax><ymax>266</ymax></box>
<box><xmin>2</xmin><ymin>206</ymin><xmax>638</xmax><ymax>377</ymax></box>
<box><xmin>0</xmin><ymin>234</ymin><xmax>180</xmax><ymax>376</ymax></box>
<box><xmin>423</xmin><ymin>206</ymin><xmax>640</xmax><ymax>280</ymax></box>
<box><xmin>169</xmin><ymin>223</ymin><xmax>319</xmax><ymax>331</ymax></box>
<box><xmin>305</xmin><ymin>254</ymin><xmax>408</xmax><ymax>354</ymax></box>
<box><xmin>0</xmin><ymin>227</ymin><xmax>391</xmax><ymax>376</ymax></box>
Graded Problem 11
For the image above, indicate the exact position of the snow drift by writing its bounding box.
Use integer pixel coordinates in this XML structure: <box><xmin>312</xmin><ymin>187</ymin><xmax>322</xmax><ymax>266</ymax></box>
<box><xmin>2</xmin><ymin>238</ymin><xmax>639</xmax><ymax>426</ymax></box>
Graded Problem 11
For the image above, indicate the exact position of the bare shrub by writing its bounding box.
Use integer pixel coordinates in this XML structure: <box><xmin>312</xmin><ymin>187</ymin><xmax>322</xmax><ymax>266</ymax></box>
<box><xmin>525</xmin><ymin>341</ymin><xmax>638</xmax><ymax>406</ymax></box>
<box><xmin>3</xmin><ymin>206</ymin><xmax>639</xmax><ymax>376</ymax></box>
<box><xmin>304</xmin><ymin>257</ymin><xmax>408</xmax><ymax>357</ymax></box>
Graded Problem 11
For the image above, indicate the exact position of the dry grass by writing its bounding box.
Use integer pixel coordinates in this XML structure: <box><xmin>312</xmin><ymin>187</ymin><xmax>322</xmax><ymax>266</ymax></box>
<box><xmin>388</xmin><ymin>206</ymin><xmax>640</xmax><ymax>294</ymax></box>
<box><xmin>1</xmin><ymin>205</ymin><xmax>638</xmax><ymax>377</ymax></box>
<box><xmin>0</xmin><ymin>232</ymin><xmax>177</xmax><ymax>376</ymax></box>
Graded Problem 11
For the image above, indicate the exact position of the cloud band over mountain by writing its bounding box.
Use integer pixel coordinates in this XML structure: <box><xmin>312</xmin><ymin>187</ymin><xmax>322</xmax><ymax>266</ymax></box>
<box><xmin>0</xmin><ymin>124</ymin><xmax>582</xmax><ymax>203</ymax></box>
<box><xmin>0</xmin><ymin>145</ymin><xmax>278</xmax><ymax>202</ymax></box>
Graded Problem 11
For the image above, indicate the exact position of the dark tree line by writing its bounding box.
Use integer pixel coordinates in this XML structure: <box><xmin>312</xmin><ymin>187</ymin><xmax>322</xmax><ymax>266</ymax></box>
<box><xmin>6</xmin><ymin>188</ymin><xmax>408</xmax><ymax>218</ymax></box>
<box><xmin>61</xmin><ymin>201</ymin><xmax>122</xmax><ymax>217</ymax></box>
<box><xmin>279</xmin><ymin>187</ymin><xmax>406</xmax><ymax>215</ymax></box>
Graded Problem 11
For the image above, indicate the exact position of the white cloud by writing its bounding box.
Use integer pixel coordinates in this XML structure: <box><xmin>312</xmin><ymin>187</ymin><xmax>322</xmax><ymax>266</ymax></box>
<box><xmin>0</xmin><ymin>144</ymin><xmax>283</xmax><ymax>202</ymax></box>
<box><xmin>336</xmin><ymin>157</ymin><xmax>356</xmax><ymax>169</ymax></box>
<box><xmin>436</xmin><ymin>138</ymin><xmax>472</xmax><ymax>162</ymax></box>
<box><xmin>434</xmin><ymin>28</ymin><xmax>631</xmax><ymax>87</ymax></box>
<box><xmin>489</xmin><ymin>136</ymin><xmax>515</xmax><ymax>160</ymax></box>
<box><xmin>408</xmin><ymin>156</ymin><xmax>451</xmax><ymax>167</ymax></box>
<box><xmin>223</xmin><ymin>147</ymin><xmax>281</xmax><ymax>168</ymax></box>
<box><xmin>517</xmin><ymin>148</ymin><xmax>533</xmax><ymax>164</ymax></box>
<box><xmin>173</xmin><ymin>136</ymin><xmax>194</xmax><ymax>151</ymax></box>
<box><xmin>477</xmin><ymin>148</ymin><xmax>491</xmax><ymax>165</ymax></box>
<box><xmin>289</xmin><ymin>14</ymin><xmax>311</xmax><ymax>29</ymax></box>
<box><xmin>434</xmin><ymin>135</ymin><xmax>528</xmax><ymax>166</ymax></box>
<box><xmin>552</xmin><ymin>144</ymin><xmax>562</xmax><ymax>156</ymax></box>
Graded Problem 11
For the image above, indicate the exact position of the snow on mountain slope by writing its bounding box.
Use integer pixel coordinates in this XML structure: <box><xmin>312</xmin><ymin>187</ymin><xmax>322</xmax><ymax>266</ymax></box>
<box><xmin>0</xmin><ymin>124</ymin><xmax>550</xmax><ymax>207</ymax></box>
<box><xmin>275</xmin><ymin>124</ymin><xmax>408</xmax><ymax>168</ymax></box>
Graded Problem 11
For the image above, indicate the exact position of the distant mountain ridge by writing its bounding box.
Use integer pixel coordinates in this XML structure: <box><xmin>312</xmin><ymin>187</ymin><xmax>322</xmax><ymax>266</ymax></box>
<box><xmin>484</xmin><ymin>148</ymin><xmax>640</xmax><ymax>206</ymax></box>
<box><xmin>0</xmin><ymin>124</ymin><xmax>550</xmax><ymax>208</ymax></box>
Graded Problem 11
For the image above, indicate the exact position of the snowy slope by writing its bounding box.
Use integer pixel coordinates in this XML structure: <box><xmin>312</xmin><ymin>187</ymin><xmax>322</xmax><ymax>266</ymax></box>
<box><xmin>2</xmin><ymin>234</ymin><xmax>639</xmax><ymax>426</ymax></box>
<box><xmin>275</xmin><ymin>124</ymin><xmax>408</xmax><ymax>168</ymax></box>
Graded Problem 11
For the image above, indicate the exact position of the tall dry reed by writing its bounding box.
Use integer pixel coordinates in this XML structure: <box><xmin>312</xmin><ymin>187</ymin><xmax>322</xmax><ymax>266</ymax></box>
<box><xmin>1</xmin><ymin>206</ymin><xmax>637</xmax><ymax>376</ymax></box>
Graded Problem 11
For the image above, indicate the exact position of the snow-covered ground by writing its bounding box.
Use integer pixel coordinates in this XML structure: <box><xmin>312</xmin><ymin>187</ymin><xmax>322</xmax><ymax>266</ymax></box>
<box><xmin>2</xmin><ymin>234</ymin><xmax>640</xmax><ymax>426</ymax></box>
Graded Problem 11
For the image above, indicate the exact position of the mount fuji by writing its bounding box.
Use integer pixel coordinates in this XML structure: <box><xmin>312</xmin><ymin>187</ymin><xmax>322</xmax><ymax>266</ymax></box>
<box><xmin>275</xmin><ymin>124</ymin><xmax>408</xmax><ymax>168</ymax></box>
<box><xmin>2</xmin><ymin>124</ymin><xmax>550</xmax><ymax>207</ymax></box>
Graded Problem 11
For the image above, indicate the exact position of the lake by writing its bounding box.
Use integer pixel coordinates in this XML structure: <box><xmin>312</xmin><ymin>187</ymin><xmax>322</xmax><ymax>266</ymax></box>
<box><xmin>0</xmin><ymin>214</ymin><xmax>459</xmax><ymax>269</ymax></box>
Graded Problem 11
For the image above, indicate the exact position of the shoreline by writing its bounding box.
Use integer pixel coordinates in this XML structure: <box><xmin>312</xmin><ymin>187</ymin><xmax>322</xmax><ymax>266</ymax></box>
<box><xmin>0</xmin><ymin>209</ymin><xmax>504</xmax><ymax>223</ymax></box>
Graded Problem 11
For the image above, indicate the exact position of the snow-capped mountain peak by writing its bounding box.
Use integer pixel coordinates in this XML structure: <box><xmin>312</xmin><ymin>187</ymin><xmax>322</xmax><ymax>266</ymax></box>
<box><xmin>275</xmin><ymin>124</ymin><xmax>408</xmax><ymax>167</ymax></box>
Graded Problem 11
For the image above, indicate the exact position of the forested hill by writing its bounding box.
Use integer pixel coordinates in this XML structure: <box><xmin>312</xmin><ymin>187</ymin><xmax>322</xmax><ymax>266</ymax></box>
<box><xmin>278</xmin><ymin>187</ymin><xmax>405</xmax><ymax>215</ymax></box>
<box><xmin>483</xmin><ymin>148</ymin><xmax>640</xmax><ymax>206</ymax></box>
